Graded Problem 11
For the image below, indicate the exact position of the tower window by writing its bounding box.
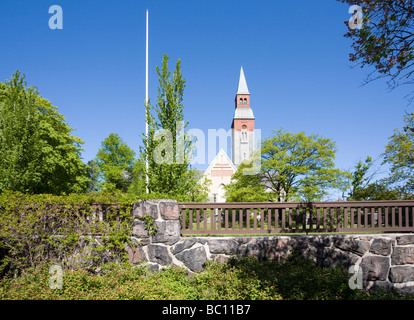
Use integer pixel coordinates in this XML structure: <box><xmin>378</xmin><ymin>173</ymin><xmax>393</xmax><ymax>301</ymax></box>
<box><xmin>241</xmin><ymin>125</ymin><xmax>248</xmax><ymax>141</ymax></box>
<box><xmin>244</xmin><ymin>98</ymin><xmax>247</xmax><ymax>104</ymax></box>
<box><xmin>239</xmin><ymin>98</ymin><xmax>243</xmax><ymax>104</ymax></box>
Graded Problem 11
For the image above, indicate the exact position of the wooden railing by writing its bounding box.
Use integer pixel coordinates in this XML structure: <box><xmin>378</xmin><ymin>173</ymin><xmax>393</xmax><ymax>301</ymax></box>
<box><xmin>178</xmin><ymin>201</ymin><xmax>414</xmax><ymax>235</ymax></box>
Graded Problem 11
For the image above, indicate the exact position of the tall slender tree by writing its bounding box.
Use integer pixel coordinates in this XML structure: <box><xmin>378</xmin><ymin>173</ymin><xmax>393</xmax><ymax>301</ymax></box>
<box><xmin>138</xmin><ymin>54</ymin><xmax>208</xmax><ymax>201</ymax></box>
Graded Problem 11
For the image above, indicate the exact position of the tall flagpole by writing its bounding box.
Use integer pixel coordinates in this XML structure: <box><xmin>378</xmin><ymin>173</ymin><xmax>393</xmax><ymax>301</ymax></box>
<box><xmin>145</xmin><ymin>9</ymin><xmax>149</xmax><ymax>193</ymax></box>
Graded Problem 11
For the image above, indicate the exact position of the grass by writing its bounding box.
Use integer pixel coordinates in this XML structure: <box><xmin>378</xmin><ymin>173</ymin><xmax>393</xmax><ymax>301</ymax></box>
<box><xmin>0</xmin><ymin>254</ymin><xmax>411</xmax><ymax>300</ymax></box>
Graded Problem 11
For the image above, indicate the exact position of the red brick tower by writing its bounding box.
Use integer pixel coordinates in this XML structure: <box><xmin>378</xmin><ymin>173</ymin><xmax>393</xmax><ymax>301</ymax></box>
<box><xmin>231</xmin><ymin>67</ymin><xmax>255</xmax><ymax>167</ymax></box>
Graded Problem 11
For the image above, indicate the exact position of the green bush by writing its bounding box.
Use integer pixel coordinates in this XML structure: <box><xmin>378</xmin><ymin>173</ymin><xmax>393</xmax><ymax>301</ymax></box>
<box><xmin>193</xmin><ymin>259</ymin><xmax>281</xmax><ymax>300</ymax></box>
<box><xmin>0</xmin><ymin>262</ymin><xmax>195</xmax><ymax>300</ymax></box>
<box><xmin>1</xmin><ymin>255</ymin><xmax>412</xmax><ymax>300</ymax></box>
<box><xmin>0</xmin><ymin>191</ymin><xmax>139</xmax><ymax>276</ymax></box>
<box><xmin>0</xmin><ymin>190</ymin><xmax>193</xmax><ymax>277</ymax></box>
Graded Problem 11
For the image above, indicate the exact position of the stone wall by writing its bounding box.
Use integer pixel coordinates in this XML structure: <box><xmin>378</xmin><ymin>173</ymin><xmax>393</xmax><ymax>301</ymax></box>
<box><xmin>126</xmin><ymin>200</ymin><xmax>414</xmax><ymax>295</ymax></box>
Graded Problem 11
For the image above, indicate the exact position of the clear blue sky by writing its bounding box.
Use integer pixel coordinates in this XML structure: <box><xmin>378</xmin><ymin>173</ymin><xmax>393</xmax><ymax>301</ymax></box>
<box><xmin>1</xmin><ymin>0</ymin><xmax>412</xmax><ymax>198</ymax></box>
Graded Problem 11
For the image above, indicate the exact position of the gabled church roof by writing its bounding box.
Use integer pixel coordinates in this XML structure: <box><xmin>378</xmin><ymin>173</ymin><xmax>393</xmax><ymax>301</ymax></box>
<box><xmin>202</xmin><ymin>149</ymin><xmax>237</xmax><ymax>178</ymax></box>
<box><xmin>237</xmin><ymin>66</ymin><xmax>250</xmax><ymax>95</ymax></box>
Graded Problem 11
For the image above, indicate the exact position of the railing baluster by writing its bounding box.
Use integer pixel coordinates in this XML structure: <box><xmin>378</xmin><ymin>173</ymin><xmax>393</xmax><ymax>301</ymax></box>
<box><xmin>181</xmin><ymin>208</ymin><xmax>186</xmax><ymax>232</ymax></box>
<box><xmin>239</xmin><ymin>209</ymin><xmax>243</xmax><ymax>231</ymax></box>
<box><xmin>343</xmin><ymin>207</ymin><xmax>348</xmax><ymax>230</ymax></box>
<box><xmin>308</xmin><ymin>207</ymin><xmax>313</xmax><ymax>232</ymax></box>
<box><xmin>371</xmin><ymin>207</ymin><xmax>375</xmax><ymax>228</ymax></box>
<box><xmin>392</xmin><ymin>207</ymin><xmax>396</xmax><ymax>228</ymax></box>
<box><xmin>260</xmin><ymin>208</ymin><xmax>264</xmax><ymax>230</ymax></box>
<box><xmin>189</xmin><ymin>209</ymin><xmax>193</xmax><ymax>231</ymax></box>
<box><xmin>316</xmin><ymin>208</ymin><xmax>320</xmax><ymax>231</ymax></box>
<box><xmin>378</xmin><ymin>207</ymin><xmax>382</xmax><ymax>229</ymax></box>
<box><xmin>246</xmin><ymin>209</ymin><xmax>250</xmax><ymax>231</ymax></box>
<box><xmin>300</xmin><ymin>207</ymin><xmax>304</xmax><ymax>231</ymax></box>
<box><xmin>411</xmin><ymin>207</ymin><xmax>414</xmax><ymax>229</ymax></box>
<box><xmin>275</xmin><ymin>208</ymin><xmax>279</xmax><ymax>232</ymax></box>
<box><xmin>253</xmin><ymin>209</ymin><xmax>257</xmax><ymax>231</ymax></box>
<box><xmin>385</xmin><ymin>207</ymin><xmax>388</xmax><ymax>228</ymax></box>
<box><xmin>405</xmin><ymin>207</ymin><xmax>409</xmax><ymax>228</ymax></box>
<box><xmin>217</xmin><ymin>209</ymin><xmax>221</xmax><ymax>231</ymax></box>
<box><xmin>350</xmin><ymin>207</ymin><xmax>355</xmax><ymax>229</ymax></box>
<box><xmin>268</xmin><ymin>208</ymin><xmax>272</xmax><ymax>232</ymax></box>
<box><xmin>337</xmin><ymin>207</ymin><xmax>342</xmax><ymax>230</ymax></box>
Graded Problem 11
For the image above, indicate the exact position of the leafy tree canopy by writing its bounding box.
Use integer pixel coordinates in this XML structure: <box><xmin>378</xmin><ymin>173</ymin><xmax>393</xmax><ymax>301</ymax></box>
<box><xmin>345</xmin><ymin>155</ymin><xmax>403</xmax><ymax>200</ymax></box>
<box><xmin>260</xmin><ymin>128</ymin><xmax>350</xmax><ymax>202</ymax></box>
<box><xmin>382</xmin><ymin>112</ymin><xmax>414</xmax><ymax>196</ymax></box>
<box><xmin>95</xmin><ymin>133</ymin><xmax>136</xmax><ymax>193</ymax></box>
<box><xmin>0</xmin><ymin>71</ymin><xmax>89</xmax><ymax>194</ymax></box>
<box><xmin>341</xmin><ymin>0</ymin><xmax>414</xmax><ymax>102</ymax></box>
<box><xmin>224</xmin><ymin>156</ymin><xmax>273</xmax><ymax>202</ymax></box>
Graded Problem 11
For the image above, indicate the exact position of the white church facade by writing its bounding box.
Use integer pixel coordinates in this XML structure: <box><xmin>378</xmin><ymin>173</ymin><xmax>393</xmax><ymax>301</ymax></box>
<box><xmin>202</xmin><ymin>67</ymin><xmax>256</xmax><ymax>202</ymax></box>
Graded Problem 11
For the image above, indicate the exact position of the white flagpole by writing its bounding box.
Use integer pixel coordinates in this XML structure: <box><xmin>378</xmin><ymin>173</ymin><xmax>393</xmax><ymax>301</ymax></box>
<box><xmin>145</xmin><ymin>9</ymin><xmax>149</xmax><ymax>193</ymax></box>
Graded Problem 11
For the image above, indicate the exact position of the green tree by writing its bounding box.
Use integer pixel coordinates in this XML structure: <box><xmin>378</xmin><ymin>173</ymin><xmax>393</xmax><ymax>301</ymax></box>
<box><xmin>349</xmin><ymin>179</ymin><xmax>401</xmax><ymax>200</ymax></box>
<box><xmin>260</xmin><ymin>128</ymin><xmax>349</xmax><ymax>202</ymax></box>
<box><xmin>0</xmin><ymin>71</ymin><xmax>89</xmax><ymax>194</ymax></box>
<box><xmin>224</xmin><ymin>158</ymin><xmax>272</xmax><ymax>202</ymax></box>
<box><xmin>347</xmin><ymin>156</ymin><xmax>373</xmax><ymax>200</ymax></box>
<box><xmin>86</xmin><ymin>160</ymin><xmax>100</xmax><ymax>193</ymax></box>
<box><xmin>340</xmin><ymin>0</ymin><xmax>414</xmax><ymax>102</ymax></box>
<box><xmin>127</xmin><ymin>157</ymin><xmax>147</xmax><ymax>195</ymax></box>
<box><xmin>382</xmin><ymin>112</ymin><xmax>414</xmax><ymax>196</ymax></box>
<box><xmin>345</xmin><ymin>155</ymin><xmax>401</xmax><ymax>200</ymax></box>
<box><xmin>95</xmin><ymin>133</ymin><xmax>135</xmax><ymax>192</ymax></box>
<box><xmin>139</xmin><ymin>54</ymin><xmax>208</xmax><ymax>201</ymax></box>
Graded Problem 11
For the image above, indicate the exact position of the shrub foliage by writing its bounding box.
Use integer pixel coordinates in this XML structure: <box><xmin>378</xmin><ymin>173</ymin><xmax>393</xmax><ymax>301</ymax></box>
<box><xmin>0</xmin><ymin>254</ymin><xmax>410</xmax><ymax>300</ymax></box>
<box><xmin>0</xmin><ymin>191</ymin><xmax>139</xmax><ymax>276</ymax></box>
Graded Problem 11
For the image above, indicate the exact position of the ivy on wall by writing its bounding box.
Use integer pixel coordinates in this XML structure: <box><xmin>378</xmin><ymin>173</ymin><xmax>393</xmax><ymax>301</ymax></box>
<box><xmin>0</xmin><ymin>191</ymin><xmax>150</xmax><ymax>275</ymax></box>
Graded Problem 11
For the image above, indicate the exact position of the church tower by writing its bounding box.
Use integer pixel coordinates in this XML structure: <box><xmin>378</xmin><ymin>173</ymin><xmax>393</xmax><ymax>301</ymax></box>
<box><xmin>231</xmin><ymin>67</ymin><xmax>255</xmax><ymax>167</ymax></box>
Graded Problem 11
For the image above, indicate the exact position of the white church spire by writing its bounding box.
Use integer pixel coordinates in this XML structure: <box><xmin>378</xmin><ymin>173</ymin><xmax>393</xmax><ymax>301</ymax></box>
<box><xmin>237</xmin><ymin>66</ymin><xmax>250</xmax><ymax>95</ymax></box>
